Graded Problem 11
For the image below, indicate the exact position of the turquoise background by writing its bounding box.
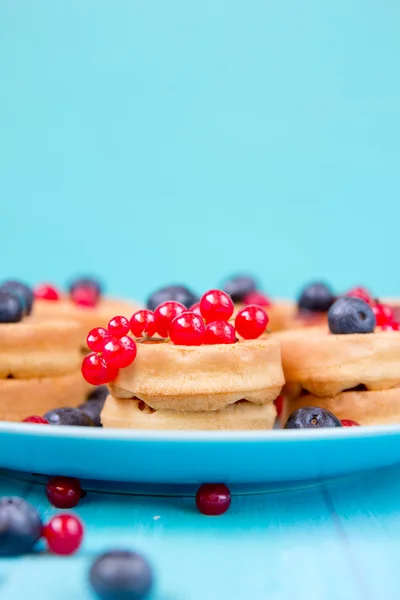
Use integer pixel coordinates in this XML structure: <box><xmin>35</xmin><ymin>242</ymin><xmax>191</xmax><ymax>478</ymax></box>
<box><xmin>1</xmin><ymin>0</ymin><xmax>399</xmax><ymax>302</ymax></box>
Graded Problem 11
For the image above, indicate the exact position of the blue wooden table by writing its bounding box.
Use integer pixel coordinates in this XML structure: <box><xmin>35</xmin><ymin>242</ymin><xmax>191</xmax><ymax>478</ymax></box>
<box><xmin>1</xmin><ymin>466</ymin><xmax>400</xmax><ymax>600</ymax></box>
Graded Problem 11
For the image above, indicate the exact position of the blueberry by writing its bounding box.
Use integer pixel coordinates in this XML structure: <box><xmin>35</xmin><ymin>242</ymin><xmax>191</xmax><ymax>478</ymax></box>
<box><xmin>90</xmin><ymin>550</ymin><xmax>153</xmax><ymax>600</ymax></box>
<box><xmin>0</xmin><ymin>281</ymin><xmax>34</xmax><ymax>315</ymax></box>
<box><xmin>69</xmin><ymin>276</ymin><xmax>103</xmax><ymax>296</ymax></box>
<box><xmin>0</xmin><ymin>497</ymin><xmax>42</xmax><ymax>556</ymax></box>
<box><xmin>285</xmin><ymin>407</ymin><xmax>342</xmax><ymax>429</ymax></box>
<box><xmin>297</xmin><ymin>282</ymin><xmax>335</xmax><ymax>313</ymax></box>
<box><xmin>79</xmin><ymin>387</ymin><xmax>108</xmax><ymax>427</ymax></box>
<box><xmin>222</xmin><ymin>275</ymin><xmax>257</xmax><ymax>303</ymax></box>
<box><xmin>0</xmin><ymin>291</ymin><xmax>24</xmax><ymax>323</ymax></box>
<box><xmin>44</xmin><ymin>407</ymin><xmax>95</xmax><ymax>426</ymax></box>
<box><xmin>328</xmin><ymin>297</ymin><xmax>376</xmax><ymax>335</ymax></box>
<box><xmin>146</xmin><ymin>285</ymin><xmax>198</xmax><ymax>311</ymax></box>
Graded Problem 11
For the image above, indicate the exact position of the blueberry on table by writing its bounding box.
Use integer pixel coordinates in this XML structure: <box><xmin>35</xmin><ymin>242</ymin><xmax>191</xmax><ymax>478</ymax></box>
<box><xmin>68</xmin><ymin>276</ymin><xmax>103</xmax><ymax>296</ymax></box>
<box><xmin>297</xmin><ymin>282</ymin><xmax>335</xmax><ymax>313</ymax></box>
<box><xmin>0</xmin><ymin>497</ymin><xmax>42</xmax><ymax>556</ymax></box>
<box><xmin>285</xmin><ymin>407</ymin><xmax>342</xmax><ymax>429</ymax></box>
<box><xmin>0</xmin><ymin>291</ymin><xmax>24</xmax><ymax>323</ymax></box>
<box><xmin>44</xmin><ymin>407</ymin><xmax>95</xmax><ymax>426</ymax></box>
<box><xmin>90</xmin><ymin>550</ymin><xmax>154</xmax><ymax>600</ymax></box>
<box><xmin>328</xmin><ymin>297</ymin><xmax>376</xmax><ymax>334</ymax></box>
<box><xmin>222</xmin><ymin>275</ymin><xmax>257</xmax><ymax>303</ymax></box>
<box><xmin>146</xmin><ymin>284</ymin><xmax>198</xmax><ymax>311</ymax></box>
<box><xmin>0</xmin><ymin>280</ymin><xmax>34</xmax><ymax>315</ymax></box>
<box><xmin>79</xmin><ymin>388</ymin><xmax>107</xmax><ymax>427</ymax></box>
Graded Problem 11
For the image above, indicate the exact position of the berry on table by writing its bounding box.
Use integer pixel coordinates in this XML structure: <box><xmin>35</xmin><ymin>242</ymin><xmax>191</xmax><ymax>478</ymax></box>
<box><xmin>130</xmin><ymin>309</ymin><xmax>157</xmax><ymax>338</ymax></box>
<box><xmin>298</xmin><ymin>282</ymin><xmax>335</xmax><ymax>313</ymax></box>
<box><xmin>79</xmin><ymin>386</ymin><xmax>108</xmax><ymax>427</ymax></box>
<box><xmin>340</xmin><ymin>419</ymin><xmax>360</xmax><ymax>427</ymax></box>
<box><xmin>0</xmin><ymin>291</ymin><xmax>24</xmax><ymax>323</ymax></box>
<box><xmin>0</xmin><ymin>281</ymin><xmax>34</xmax><ymax>315</ymax></box>
<box><xmin>234</xmin><ymin>305</ymin><xmax>269</xmax><ymax>339</ymax></box>
<box><xmin>22</xmin><ymin>416</ymin><xmax>49</xmax><ymax>424</ymax></box>
<box><xmin>146</xmin><ymin>284</ymin><xmax>198</xmax><ymax>311</ymax></box>
<box><xmin>43</xmin><ymin>514</ymin><xmax>84</xmax><ymax>555</ymax></box>
<box><xmin>44</xmin><ymin>407</ymin><xmax>95</xmax><ymax>427</ymax></box>
<box><xmin>87</xmin><ymin>327</ymin><xmax>111</xmax><ymax>352</ymax></box>
<box><xmin>81</xmin><ymin>353</ymin><xmax>117</xmax><ymax>385</ymax></box>
<box><xmin>381</xmin><ymin>322</ymin><xmax>400</xmax><ymax>331</ymax></box>
<box><xmin>34</xmin><ymin>283</ymin><xmax>60</xmax><ymax>301</ymax></box>
<box><xmin>0</xmin><ymin>497</ymin><xmax>42</xmax><ymax>556</ymax></box>
<box><xmin>203</xmin><ymin>321</ymin><xmax>236</xmax><ymax>344</ymax></box>
<box><xmin>274</xmin><ymin>396</ymin><xmax>284</xmax><ymax>418</ymax></box>
<box><xmin>90</xmin><ymin>550</ymin><xmax>154</xmax><ymax>600</ymax></box>
<box><xmin>373</xmin><ymin>303</ymin><xmax>394</xmax><ymax>327</ymax></box>
<box><xmin>118</xmin><ymin>336</ymin><xmax>137</xmax><ymax>367</ymax></box>
<box><xmin>243</xmin><ymin>291</ymin><xmax>271</xmax><ymax>307</ymax></box>
<box><xmin>199</xmin><ymin>290</ymin><xmax>234</xmax><ymax>323</ymax></box>
<box><xmin>285</xmin><ymin>407</ymin><xmax>342</xmax><ymax>429</ymax></box>
<box><xmin>71</xmin><ymin>286</ymin><xmax>99</xmax><ymax>307</ymax></box>
<box><xmin>190</xmin><ymin>302</ymin><xmax>202</xmax><ymax>315</ymax></box>
<box><xmin>46</xmin><ymin>477</ymin><xmax>82</xmax><ymax>509</ymax></box>
<box><xmin>108</xmin><ymin>316</ymin><xmax>130</xmax><ymax>339</ymax></box>
<box><xmin>328</xmin><ymin>297</ymin><xmax>376</xmax><ymax>334</ymax></box>
<box><xmin>154</xmin><ymin>301</ymin><xmax>186</xmax><ymax>338</ymax></box>
<box><xmin>69</xmin><ymin>276</ymin><xmax>103</xmax><ymax>297</ymax></box>
<box><xmin>196</xmin><ymin>484</ymin><xmax>231</xmax><ymax>516</ymax></box>
<box><xmin>345</xmin><ymin>286</ymin><xmax>373</xmax><ymax>305</ymax></box>
<box><xmin>169</xmin><ymin>311</ymin><xmax>205</xmax><ymax>346</ymax></box>
<box><xmin>222</xmin><ymin>275</ymin><xmax>257</xmax><ymax>303</ymax></box>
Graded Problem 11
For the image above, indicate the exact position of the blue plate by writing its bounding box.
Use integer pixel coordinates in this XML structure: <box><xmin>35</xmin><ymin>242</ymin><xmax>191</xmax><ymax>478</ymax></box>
<box><xmin>1</xmin><ymin>422</ymin><xmax>400</xmax><ymax>486</ymax></box>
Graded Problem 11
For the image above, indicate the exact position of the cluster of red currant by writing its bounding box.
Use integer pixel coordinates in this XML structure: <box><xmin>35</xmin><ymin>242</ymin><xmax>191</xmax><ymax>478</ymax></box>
<box><xmin>346</xmin><ymin>287</ymin><xmax>399</xmax><ymax>330</ymax></box>
<box><xmin>82</xmin><ymin>316</ymin><xmax>137</xmax><ymax>385</ymax></box>
<box><xmin>34</xmin><ymin>282</ymin><xmax>99</xmax><ymax>307</ymax></box>
<box><xmin>81</xmin><ymin>289</ymin><xmax>269</xmax><ymax>385</ymax></box>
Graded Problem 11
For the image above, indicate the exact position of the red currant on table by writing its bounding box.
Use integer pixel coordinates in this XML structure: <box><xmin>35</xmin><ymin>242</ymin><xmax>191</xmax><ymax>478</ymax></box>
<box><xmin>196</xmin><ymin>483</ymin><xmax>231</xmax><ymax>516</ymax></box>
<box><xmin>21</xmin><ymin>415</ymin><xmax>49</xmax><ymax>424</ymax></box>
<box><xmin>130</xmin><ymin>309</ymin><xmax>157</xmax><ymax>338</ymax></box>
<box><xmin>46</xmin><ymin>477</ymin><xmax>82</xmax><ymax>509</ymax></box>
<box><xmin>203</xmin><ymin>321</ymin><xmax>236</xmax><ymax>345</ymax></box>
<box><xmin>154</xmin><ymin>301</ymin><xmax>186</xmax><ymax>338</ymax></box>
<box><xmin>34</xmin><ymin>284</ymin><xmax>60</xmax><ymax>301</ymax></box>
<box><xmin>71</xmin><ymin>286</ymin><xmax>99</xmax><ymax>307</ymax></box>
<box><xmin>43</xmin><ymin>514</ymin><xmax>84</xmax><ymax>555</ymax></box>
<box><xmin>118</xmin><ymin>336</ymin><xmax>137</xmax><ymax>367</ymax></box>
<box><xmin>345</xmin><ymin>286</ymin><xmax>373</xmax><ymax>305</ymax></box>
<box><xmin>381</xmin><ymin>322</ymin><xmax>400</xmax><ymax>331</ymax></box>
<box><xmin>169</xmin><ymin>311</ymin><xmax>205</xmax><ymax>346</ymax></box>
<box><xmin>235</xmin><ymin>305</ymin><xmax>269</xmax><ymax>339</ymax></box>
<box><xmin>274</xmin><ymin>396</ymin><xmax>283</xmax><ymax>418</ymax></box>
<box><xmin>340</xmin><ymin>419</ymin><xmax>360</xmax><ymax>427</ymax></box>
<box><xmin>373</xmin><ymin>303</ymin><xmax>394</xmax><ymax>327</ymax></box>
<box><xmin>243</xmin><ymin>291</ymin><xmax>271</xmax><ymax>307</ymax></box>
<box><xmin>190</xmin><ymin>302</ymin><xmax>202</xmax><ymax>315</ymax></box>
<box><xmin>199</xmin><ymin>290</ymin><xmax>234</xmax><ymax>323</ymax></box>
<box><xmin>81</xmin><ymin>353</ymin><xmax>117</xmax><ymax>385</ymax></box>
<box><xmin>107</xmin><ymin>316</ymin><xmax>130</xmax><ymax>339</ymax></box>
<box><xmin>87</xmin><ymin>327</ymin><xmax>110</xmax><ymax>352</ymax></box>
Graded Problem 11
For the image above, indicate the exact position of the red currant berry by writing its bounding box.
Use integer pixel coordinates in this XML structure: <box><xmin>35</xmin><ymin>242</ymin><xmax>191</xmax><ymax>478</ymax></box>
<box><xmin>102</xmin><ymin>338</ymin><xmax>127</xmax><ymax>367</ymax></box>
<box><xmin>169</xmin><ymin>311</ymin><xmax>205</xmax><ymax>346</ymax></box>
<box><xmin>118</xmin><ymin>336</ymin><xmax>137</xmax><ymax>367</ymax></box>
<box><xmin>373</xmin><ymin>303</ymin><xmax>394</xmax><ymax>327</ymax></box>
<box><xmin>346</xmin><ymin>287</ymin><xmax>373</xmax><ymax>305</ymax></box>
<box><xmin>340</xmin><ymin>419</ymin><xmax>360</xmax><ymax>427</ymax></box>
<box><xmin>235</xmin><ymin>305</ymin><xmax>269</xmax><ymax>339</ymax></box>
<box><xmin>71</xmin><ymin>286</ymin><xmax>99</xmax><ymax>307</ymax></box>
<box><xmin>274</xmin><ymin>396</ymin><xmax>284</xmax><ymax>418</ymax></box>
<box><xmin>381</xmin><ymin>321</ymin><xmax>400</xmax><ymax>331</ymax></box>
<box><xmin>81</xmin><ymin>353</ymin><xmax>117</xmax><ymax>385</ymax></box>
<box><xmin>34</xmin><ymin>284</ymin><xmax>60</xmax><ymax>301</ymax></box>
<box><xmin>46</xmin><ymin>477</ymin><xmax>82</xmax><ymax>509</ymax></box>
<box><xmin>243</xmin><ymin>291</ymin><xmax>271</xmax><ymax>307</ymax></box>
<box><xmin>21</xmin><ymin>415</ymin><xmax>49</xmax><ymax>424</ymax></box>
<box><xmin>203</xmin><ymin>321</ymin><xmax>236</xmax><ymax>345</ymax></box>
<box><xmin>86</xmin><ymin>327</ymin><xmax>110</xmax><ymax>352</ymax></box>
<box><xmin>199</xmin><ymin>290</ymin><xmax>234</xmax><ymax>323</ymax></box>
<box><xmin>130</xmin><ymin>310</ymin><xmax>157</xmax><ymax>338</ymax></box>
<box><xmin>43</xmin><ymin>514</ymin><xmax>84</xmax><ymax>555</ymax></box>
<box><xmin>107</xmin><ymin>316</ymin><xmax>130</xmax><ymax>339</ymax></box>
<box><xmin>154</xmin><ymin>301</ymin><xmax>186</xmax><ymax>338</ymax></box>
<box><xmin>196</xmin><ymin>483</ymin><xmax>231</xmax><ymax>516</ymax></box>
<box><xmin>190</xmin><ymin>302</ymin><xmax>202</xmax><ymax>316</ymax></box>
